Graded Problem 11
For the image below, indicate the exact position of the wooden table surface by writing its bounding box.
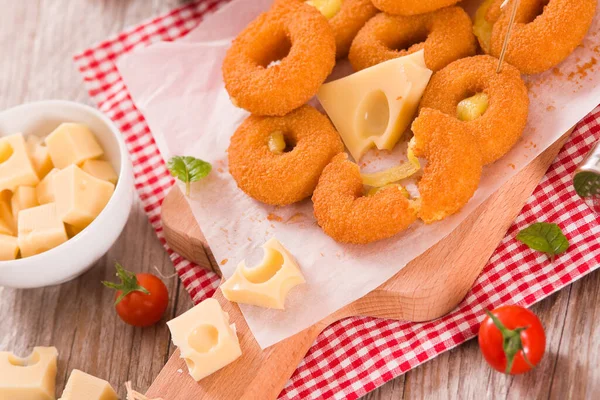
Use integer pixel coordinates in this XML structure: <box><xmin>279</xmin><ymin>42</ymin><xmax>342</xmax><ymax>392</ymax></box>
<box><xmin>1</xmin><ymin>1</ymin><xmax>598</xmax><ymax>399</ymax></box>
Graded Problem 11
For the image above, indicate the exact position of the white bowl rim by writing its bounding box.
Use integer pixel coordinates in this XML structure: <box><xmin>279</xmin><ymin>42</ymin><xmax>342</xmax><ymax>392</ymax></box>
<box><xmin>0</xmin><ymin>99</ymin><xmax>132</xmax><ymax>267</ymax></box>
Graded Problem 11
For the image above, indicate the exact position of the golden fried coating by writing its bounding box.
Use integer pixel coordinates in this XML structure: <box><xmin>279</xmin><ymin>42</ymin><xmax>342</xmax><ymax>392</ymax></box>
<box><xmin>349</xmin><ymin>7</ymin><xmax>476</xmax><ymax>72</ymax></box>
<box><xmin>228</xmin><ymin>105</ymin><xmax>344</xmax><ymax>206</ymax></box>
<box><xmin>372</xmin><ymin>0</ymin><xmax>461</xmax><ymax>16</ymax></box>
<box><xmin>277</xmin><ymin>0</ymin><xmax>379</xmax><ymax>59</ymax></box>
<box><xmin>419</xmin><ymin>55</ymin><xmax>529</xmax><ymax>165</ymax></box>
<box><xmin>411</xmin><ymin>109</ymin><xmax>483</xmax><ymax>224</ymax></box>
<box><xmin>478</xmin><ymin>0</ymin><xmax>596</xmax><ymax>74</ymax></box>
<box><xmin>222</xmin><ymin>1</ymin><xmax>336</xmax><ymax>116</ymax></box>
<box><xmin>312</xmin><ymin>153</ymin><xmax>418</xmax><ymax>244</ymax></box>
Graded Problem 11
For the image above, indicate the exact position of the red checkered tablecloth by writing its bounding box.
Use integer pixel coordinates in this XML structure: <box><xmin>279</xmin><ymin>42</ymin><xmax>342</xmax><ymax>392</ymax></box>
<box><xmin>74</xmin><ymin>1</ymin><xmax>600</xmax><ymax>398</ymax></box>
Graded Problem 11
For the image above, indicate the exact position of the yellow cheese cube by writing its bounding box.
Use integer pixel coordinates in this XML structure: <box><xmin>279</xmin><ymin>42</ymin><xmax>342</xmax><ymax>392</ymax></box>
<box><xmin>36</xmin><ymin>169</ymin><xmax>60</xmax><ymax>205</ymax></box>
<box><xmin>0</xmin><ymin>346</ymin><xmax>58</xmax><ymax>400</ymax></box>
<box><xmin>45</xmin><ymin>123</ymin><xmax>104</xmax><ymax>168</ymax></box>
<box><xmin>11</xmin><ymin>186</ymin><xmax>39</xmax><ymax>225</ymax></box>
<box><xmin>65</xmin><ymin>224</ymin><xmax>84</xmax><ymax>238</ymax></box>
<box><xmin>0</xmin><ymin>191</ymin><xmax>15</xmax><ymax>236</ymax></box>
<box><xmin>54</xmin><ymin>165</ymin><xmax>115</xmax><ymax>229</ymax></box>
<box><xmin>0</xmin><ymin>234</ymin><xmax>19</xmax><ymax>261</ymax></box>
<box><xmin>0</xmin><ymin>133</ymin><xmax>40</xmax><ymax>192</ymax></box>
<box><xmin>18</xmin><ymin>203</ymin><xmax>68</xmax><ymax>258</ymax></box>
<box><xmin>81</xmin><ymin>159</ymin><xmax>118</xmax><ymax>184</ymax></box>
<box><xmin>221</xmin><ymin>238</ymin><xmax>306</xmax><ymax>309</ymax></box>
<box><xmin>167</xmin><ymin>298</ymin><xmax>242</xmax><ymax>381</ymax></box>
<box><xmin>26</xmin><ymin>135</ymin><xmax>54</xmax><ymax>179</ymax></box>
<box><xmin>58</xmin><ymin>370</ymin><xmax>118</xmax><ymax>400</ymax></box>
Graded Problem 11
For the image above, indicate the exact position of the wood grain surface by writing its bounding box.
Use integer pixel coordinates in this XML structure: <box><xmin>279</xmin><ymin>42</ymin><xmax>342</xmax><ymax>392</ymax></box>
<box><xmin>0</xmin><ymin>1</ymin><xmax>598</xmax><ymax>399</ymax></box>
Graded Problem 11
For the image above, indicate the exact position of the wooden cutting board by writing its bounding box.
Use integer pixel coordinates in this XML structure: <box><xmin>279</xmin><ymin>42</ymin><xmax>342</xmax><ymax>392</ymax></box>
<box><xmin>147</xmin><ymin>131</ymin><xmax>571</xmax><ymax>399</ymax></box>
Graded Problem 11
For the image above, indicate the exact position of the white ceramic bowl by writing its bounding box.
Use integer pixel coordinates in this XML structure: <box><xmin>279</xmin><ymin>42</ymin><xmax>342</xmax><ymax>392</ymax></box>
<box><xmin>0</xmin><ymin>100</ymin><xmax>134</xmax><ymax>288</ymax></box>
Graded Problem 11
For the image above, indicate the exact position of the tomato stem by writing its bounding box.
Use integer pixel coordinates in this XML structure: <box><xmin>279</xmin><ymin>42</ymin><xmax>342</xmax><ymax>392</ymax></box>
<box><xmin>102</xmin><ymin>262</ymin><xmax>151</xmax><ymax>305</ymax></box>
<box><xmin>485</xmin><ymin>310</ymin><xmax>531</xmax><ymax>374</ymax></box>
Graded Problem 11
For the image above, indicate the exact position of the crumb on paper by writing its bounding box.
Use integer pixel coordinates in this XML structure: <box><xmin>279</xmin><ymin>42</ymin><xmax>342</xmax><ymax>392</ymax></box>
<box><xmin>547</xmin><ymin>105</ymin><xmax>556</xmax><ymax>112</ymax></box>
<box><xmin>567</xmin><ymin>57</ymin><xmax>597</xmax><ymax>82</ymax></box>
<box><xmin>220</xmin><ymin>259</ymin><xmax>228</xmax><ymax>265</ymax></box>
<box><xmin>286</xmin><ymin>213</ymin><xmax>305</xmax><ymax>223</ymax></box>
<box><xmin>508</xmin><ymin>163</ymin><xmax>516</xmax><ymax>170</ymax></box>
<box><xmin>267</xmin><ymin>213</ymin><xmax>283</xmax><ymax>222</ymax></box>
<box><xmin>217</xmin><ymin>167</ymin><xmax>224</xmax><ymax>173</ymax></box>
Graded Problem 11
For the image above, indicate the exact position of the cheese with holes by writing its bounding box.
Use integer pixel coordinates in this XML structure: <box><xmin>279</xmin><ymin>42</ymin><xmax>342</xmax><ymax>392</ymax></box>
<box><xmin>0</xmin><ymin>191</ymin><xmax>15</xmax><ymax>236</ymax></box>
<box><xmin>54</xmin><ymin>165</ymin><xmax>115</xmax><ymax>229</ymax></box>
<box><xmin>317</xmin><ymin>50</ymin><xmax>432</xmax><ymax>161</ymax></box>
<box><xmin>0</xmin><ymin>234</ymin><xmax>19</xmax><ymax>261</ymax></box>
<box><xmin>0</xmin><ymin>133</ymin><xmax>40</xmax><ymax>192</ymax></box>
<box><xmin>220</xmin><ymin>237</ymin><xmax>305</xmax><ymax>309</ymax></box>
<box><xmin>18</xmin><ymin>203</ymin><xmax>68</xmax><ymax>258</ymax></box>
<box><xmin>26</xmin><ymin>135</ymin><xmax>54</xmax><ymax>179</ymax></box>
<box><xmin>45</xmin><ymin>123</ymin><xmax>104</xmax><ymax>168</ymax></box>
<box><xmin>36</xmin><ymin>169</ymin><xmax>60</xmax><ymax>205</ymax></box>
<box><xmin>81</xmin><ymin>160</ymin><xmax>118</xmax><ymax>184</ymax></box>
<box><xmin>58</xmin><ymin>370</ymin><xmax>117</xmax><ymax>400</ymax></box>
<box><xmin>11</xmin><ymin>186</ymin><xmax>39</xmax><ymax>225</ymax></box>
<box><xmin>167</xmin><ymin>298</ymin><xmax>242</xmax><ymax>381</ymax></box>
<box><xmin>0</xmin><ymin>346</ymin><xmax>58</xmax><ymax>400</ymax></box>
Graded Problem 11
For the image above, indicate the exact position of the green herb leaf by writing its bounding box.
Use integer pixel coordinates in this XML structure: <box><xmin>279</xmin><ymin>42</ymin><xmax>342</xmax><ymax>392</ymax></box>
<box><xmin>516</xmin><ymin>222</ymin><xmax>569</xmax><ymax>262</ymax></box>
<box><xmin>167</xmin><ymin>156</ymin><xmax>212</xmax><ymax>196</ymax></box>
<box><xmin>573</xmin><ymin>171</ymin><xmax>600</xmax><ymax>198</ymax></box>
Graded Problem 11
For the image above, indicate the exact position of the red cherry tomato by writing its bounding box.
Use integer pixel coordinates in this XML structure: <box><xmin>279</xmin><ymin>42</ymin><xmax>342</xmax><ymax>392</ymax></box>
<box><xmin>103</xmin><ymin>263</ymin><xmax>169</xmax><ymax>327</ymax></box>
<box><xmin>478</xmin><ymin>305</ymin><xmax>545</xmax><ymax>375</ymax></box>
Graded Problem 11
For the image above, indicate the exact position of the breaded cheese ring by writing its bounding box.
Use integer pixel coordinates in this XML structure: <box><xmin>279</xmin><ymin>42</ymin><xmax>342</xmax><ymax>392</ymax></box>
<box><xmin>222</xmin><ymin>1</ymin><xmax>336</xmax><ymax>116</ymax></box>
<box><xmin>312</xmin><ymin>153</ymin><xmax>418</xmax><ymax>244</ymax></box>
<box><xmin>277</xmin><ymin>0</ymin><xmax>378</xmax><ymax>59</ymax></box>
<box><xmin>228</xmin><ymin>105</ymin><xmax>344</xmax><ymax>206</ymax></box>
<box><xmin>478</xmin><ymin>0</ymin><xmax>596</xmax><ymax>74</ymax></box>
<box><xmin>411</xmin><ymin>109</ymin><xmax>483</xmax><ymax>224</ymax></box>
<box><xmin>349</xmin><ymin>7</ymin><xmax>476</xmax><ymax>72</ymax></box>
<box><xmin>419</xmin><ymin>55</ymin><xmax>529</xmax><ymax>165</ymax></box>
<box><xmin>372</xmin><ymin>0</ymin><xmax>461</xmax><ymax>16</ymax></box>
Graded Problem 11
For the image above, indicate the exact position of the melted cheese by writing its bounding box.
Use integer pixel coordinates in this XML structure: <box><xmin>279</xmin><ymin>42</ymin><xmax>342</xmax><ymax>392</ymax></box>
<box><xmin>317</xmin><ymin>50</ymin><xmax>432</xmax><ymax>161</ymax></box>
<box><xmin>167</xmin><ymin>298</ymin><xmax>242</xmax><ymax>381</ymax></box>
<box><xmin>0</xmin><ymin>347</ymin><xmax>58</xmax><ymax>400</ymax></box>
<box><xmin>220</xmin><ymin>238</ymin><xmax>305</xmax><ymax>309</ymax></box>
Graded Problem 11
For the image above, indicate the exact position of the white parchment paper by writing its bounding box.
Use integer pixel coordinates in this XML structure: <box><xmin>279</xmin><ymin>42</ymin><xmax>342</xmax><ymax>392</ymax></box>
<box><xmin>117</xmin><ymin>0</ymin><xmax>600</xmax><ymax>348</ymax></box>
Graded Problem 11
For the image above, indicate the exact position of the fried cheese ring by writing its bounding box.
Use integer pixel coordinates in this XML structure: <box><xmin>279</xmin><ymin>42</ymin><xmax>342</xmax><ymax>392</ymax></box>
<box><xmin>410</xmin><ymin>109</ymin><xmax>483</xmax><ymax>224</ymax></box>
<box><xmin>419</xmin><ymin>55</ymin><xmax>529</xmax><ymax>165</ymax></box>
<box><xmin>277</xmin><ymin>0</ymin><xmax>379</xmax><ymax>59</ymax></box>
<box><xmin>372</xmin><ymin>0</ymin><xmax>461</xmax><ymax>16</ymax></box>
<box><xmin>477</xmin><ymin>0</ymin><xmax>596</xmax><ymax>74</ymax></box>
<box><xmin>349</xmin><ymin>7</ymin><xmax>476</xmax><ymax>72</ymax></box>
<box><xmin>312</xmin><ymin>153</ymin><xmax>418</xmax><ymax>244</ymax></box>
<box><xmin>228</xmin><ymin>105</ymin><xmax>344</xmax><ymax>206</ymax></box>
<box><xmin>222</xmin><ymin>1</ymin><xmax>336</xmax><ymax>116</ymax></box>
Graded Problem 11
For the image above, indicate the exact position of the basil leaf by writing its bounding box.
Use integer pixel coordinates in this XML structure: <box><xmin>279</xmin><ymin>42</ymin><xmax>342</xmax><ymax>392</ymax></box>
<box><xmin>516</xmin><ymin>222</ymin><xmax>569</xmax><ymax>262</ymax></box>
<box><xmin>573</xmin><ymin>171</ymin><xmax>600</xmax><ymax>198</ymax></box>
<box><xmin>167</xmin><ymin>156</ymin><xmax>212</xmax><ymax>196</ymax></box>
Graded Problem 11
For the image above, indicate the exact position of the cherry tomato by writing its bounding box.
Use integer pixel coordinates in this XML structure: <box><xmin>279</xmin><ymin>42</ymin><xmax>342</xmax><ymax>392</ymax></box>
<box><xmin>102</xmin><ymin>263</ymin><xmax>169</xmax><ymax>327</ymax></box>
<box><xmin>478</xmin><ymin>305</ymin><xmax>545</xmax><ymax>374</ymax></box>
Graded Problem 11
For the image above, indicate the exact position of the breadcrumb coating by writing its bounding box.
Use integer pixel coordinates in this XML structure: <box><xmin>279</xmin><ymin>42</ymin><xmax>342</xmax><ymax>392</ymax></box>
<box><xmin>419</xmin><ymin>55</ymin><xmax>529</xmax><ymax>165</ymax></box>
<box><xmin>349</xmin><ymin>7</ymin><xmax>476</xmax><ymax>72</ymax></box>
<box><xmin>312</xmin><ymin>153</ymin><xmax>418</xmax><ymax>244</ymax></box>
<box><xmin>372</xmin><ymin>0</ymin><xmax>461</xmax><ymax>16</ymax></box>
<box><xmin>481</xmin><ymin>0</ymin><xmax>596</xmax><ymax>74</ymax></box>
<box><xmin>228</xmin><ymin>105</ymin><xmax>344</xmax><ymax>206</ymax></box>
<box><xmin>411</xmin><ymin>109</ymin><xmax>483</xmax><ymax>224</ymax></box>
<box><xmin>222</xmin><ymin>1</ymin><xmax>336</xmax><ymax>116</ymax></box>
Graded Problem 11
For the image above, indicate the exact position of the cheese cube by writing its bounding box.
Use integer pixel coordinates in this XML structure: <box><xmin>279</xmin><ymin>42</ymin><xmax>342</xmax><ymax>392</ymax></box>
<box><xmin>0</xmin><ymin>133</ymin><xmax>40</xmax><ymax>192</ymax></box>
<box><xmin>0</xmin><ymin>346</ymin><xmax>58</xmax><ymax>400</ymax></box>
<box><xmin>18</xmin><ymin>203</ymin><xmax>68</xmax><ymax>258</ymax></box>
<box><xmin>221</xmin><ymin>238</ymin><xmax>305</xmax><ymax>309</ymax></box>
<box><xmin>11</xmin><ymin>186</ymin><xmax>39</xmax><ymax>225</ymax></box>
<box><xmin>0</xmin><ymin>191</ymin><xmax>15</xmax><ymax>235</ymax></box>
<box><xmin>317</xmin><ymin>50</ymin><xmax>432</xmax><ymax>161</ymax></box>
<box><xmin>81</xmin><ymin>160</ymin><xmax>118</xmax><ymax>184</ymax></box>
<box><xmin>167</xmin><ymin>298</ymin><xmax>242</xmax><ymax>381</ymax></box>
<box><xmin>58</xmin><ymin>370</ymin><xmax>118</xmax><ymax>400</ymax></box>
<box><xmin>54</xmin><ymin>165</ymin><xmax>115</xmax><ymax>229</ymax></box>
<box><xmin>65</xmin><ymin>224</ymin><xmax>84</xmax><ymax>239</ymax></box>
<box><xmin>0</xmin><ymin>234</ymin><xmax>19</xmax><ymax>261</ymax></box>
<box><xmin>45</xmin><ymin>123</ymin><xmax>104</xmax><ymax>168</ymax></box>
<box><xmin>36</xmin><ymin>169</ymin><xmax>60</xmax><ymax>205</ymax></box>
<box><xmin>26</xmin><ymin>135</ymin><xmax>54</xmax><ymax>179</ymax></box>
